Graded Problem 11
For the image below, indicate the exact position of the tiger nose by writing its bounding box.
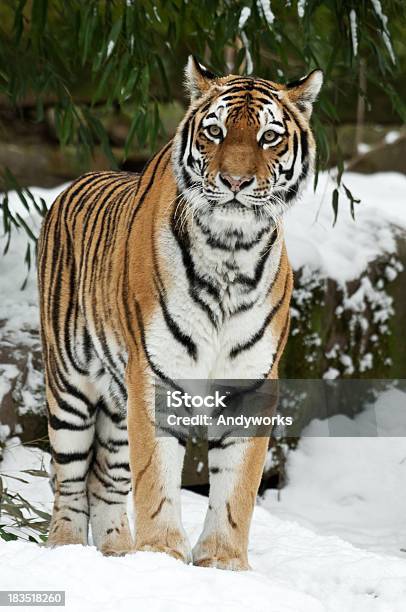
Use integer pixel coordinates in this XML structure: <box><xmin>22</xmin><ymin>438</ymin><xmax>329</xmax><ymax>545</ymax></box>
<box><xmin>219</xmin><ymin>173</ymin><xmax>254</xmax><ymax>193</ymax></box>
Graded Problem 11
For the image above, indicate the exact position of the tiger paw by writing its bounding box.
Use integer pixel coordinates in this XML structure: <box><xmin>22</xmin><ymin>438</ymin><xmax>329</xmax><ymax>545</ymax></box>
<box><xmin>46</xmin><ymin>519</ymin><xmax>87</xmax><ymax>548</ymax></box>
<box><xmin>136</xmin><ymin>529</ymin><xmax>192</xmax><ymax>564</ymax></box>
<box><xmin>98</xmin><ymin>525</ymin><xmax>134</xmax><ymax>557</ymax></box>
<box><xmin>91</xmin><ymin>514</ymin><xmax>135</xmax><ymax>557</ymax></box>
<box><xmin>192</xmin><ymin>538</ymin><xmax>250</xmax><ymax>571</ymax></box>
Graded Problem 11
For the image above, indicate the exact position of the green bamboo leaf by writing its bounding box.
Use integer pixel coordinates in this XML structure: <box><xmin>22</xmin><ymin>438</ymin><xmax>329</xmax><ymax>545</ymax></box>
<box><xmin>40</xmin><ymin>198</ymin><xmax>48</xmax><ymax>217</ymax></box>
<box><xmin>124</xmin><ymin>111</ymin><xmax>141</xmax><ymax>159</ymax></box>
<box><xmin>1</xmin><ymin>193</ymin><xmax>20</xmax><ymax>230</ymax></box>
<box><xmin>25</xmin><ymin>243</ymin><xmax>32</xmax><ymax>269</ymax></box>
<box><xmin>332</xmin><ymin>188</ymin><xmax>339</xmax><ymax>226</ymax></box>
<box><xmin>92</xmin><ymin>60</ymin><xmax>114</xmax><ymax>104</ymax></box>
<box><xmin>21</xmin><ymin>469</ymin><xmax>49</xmax><ymax>478</ymax></box>
<box><xmin>154</xmin><ymin>54</ymin><xmax>170</xmax><ymax>98</ymax></box>
<box><xmin>3</xmin><ymin>231</ymin><xmax>11</xmax><ymax>255</ymax></box>
<box><xmin>343</xmin><ymin>183</ymin><xmax>361</xmax><ymax>221</ymax></box>
<box><xmin>3</xmin><ymin>168</ymin><xmax>30</xmax><ymax>212</ymax></box>
<box><xmin>24</xmin><ymin>188</ymin><xmax>48</xmax><ymax>218</ymax></box>
<box><xmin>20</xmin><ymin>501</ymin><xmax>51</xmax><ymax>522</ymax></box>
<box><xmin>13</xmin><ymin>0</ymin><xmax>27</xmax><ymax>43</ymax></box>
<box><xmin>104</xmin><ymin>16</ymin><xmax>123</xmax><ymax>63</ymax></box>
<box><xmin>0</xmin><ymin>527</ymin><xmax>18</xmax><ymax>542</ymax></box>
<box><xmin>15</xmin><ymin>214</ymin><xmax>37</xmax><ymax>242</ymax></box>
<box><xmin>1</xmin><ymin>503</ymin><xmax>25</xmax><ymax>520</ymax></box>
<box><xmin>1</xmin><ymin>474</ymin><xmax>29</xmax><ymax>484</ymax></box>
<box><xmin>31</xmin><ymin>0</ymin><xmax>48</xmax><ymax>50</ymax></box>
<box><xmin>2</xmin><ymin>193</ymin><xmax>10</xmax><ymax>234</ymax></box>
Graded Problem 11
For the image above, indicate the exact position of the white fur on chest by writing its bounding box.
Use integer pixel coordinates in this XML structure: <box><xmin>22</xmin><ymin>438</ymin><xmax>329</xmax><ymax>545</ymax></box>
<box><xmin>146</xmin><ymin>225</ymin><xmax>282</xmax><ymax>380</ymax></box>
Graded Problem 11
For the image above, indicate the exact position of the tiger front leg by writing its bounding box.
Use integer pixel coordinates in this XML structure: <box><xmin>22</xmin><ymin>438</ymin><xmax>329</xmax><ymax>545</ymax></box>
<box><xmin>126</xmin><ymin>362</ymin><xmax>192</xmax><ymax>564</ymax></box>
<box><xmin>193</xmin><ymin>436</ymin><xmax>268</xmax><ymax>571</ymax></box>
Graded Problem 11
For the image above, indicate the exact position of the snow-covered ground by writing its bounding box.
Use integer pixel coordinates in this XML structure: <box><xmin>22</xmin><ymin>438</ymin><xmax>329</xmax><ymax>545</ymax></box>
<box><xmin>2</xmin><ymin>438</ymin><xmax>406</xmax><ymax>612</ymax></box>
<box><xmin>263</xmin><ymin>389</ymin><xmax>406</xmax><ymax>558</ymax></box>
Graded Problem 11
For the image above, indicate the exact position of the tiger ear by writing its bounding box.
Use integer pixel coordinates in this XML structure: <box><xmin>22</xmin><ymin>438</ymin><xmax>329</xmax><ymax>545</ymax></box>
<box><xmin>184</xmin><ymin>55</ymin><xmax>217</xmax><ymax>102</ymax></box>
<box><xmin>285</xmin><ymin>69</ymin><xmax>323</xmax><ymax>119</ymax></box>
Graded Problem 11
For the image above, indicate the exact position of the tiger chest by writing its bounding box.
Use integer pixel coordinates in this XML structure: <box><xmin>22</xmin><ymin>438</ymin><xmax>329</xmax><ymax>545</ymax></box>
<box><xmin>144</xmin><ymin>284</ymin><xmax>279</xmax><ymax>380</ymax></box>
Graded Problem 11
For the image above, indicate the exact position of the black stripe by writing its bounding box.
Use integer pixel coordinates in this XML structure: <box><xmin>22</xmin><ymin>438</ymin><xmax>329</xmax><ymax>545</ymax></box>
<box><xmin>171</xmin><ymin>211</ymin><xmax>221</xmax><ymax>327</ymax></box>
<box><xmin>98</xmin><ymin>397</ymin><xmax>126</xmax><ymax>425</ymax></box>
<box><xmin>52</xmin><ymin>447</ymin><xmax>93</xmax><ymax>465</ymax></box>
<box><xmin>155</xmin><ymin>280</ymin><xmax>198</xmax><ymax>360</ymax></box>
<box><xmin>90</xmin><ymin>491</ymin><xmax>122</xmax><ymax>505</ymax></box>
<box><xmin>91</xmin><ymin>462</ymin><xmax>129</xmax><ymax>493</ymax></box>
<box><xmin>66</xmin><ymin>506</ymin><xmax>89</xmax><ymax>516</ymax></box>
<box><xmin>49</xmin><ymin>414</ymin><xmax>93</xmax><ymax>431</ymax></box>
<box><xmin>134</xmin><ymin>300</ymin><xmax>181</xmax><ymax>389</ymax></box>
<box><xmin>150</xmin><ymin>497</ymin><xmax>168</xmax><ymax>519</ymax></box>
<box><xmin>195</xmin><ymin>215</ymin><xmax>271</xmax><ymax>251</ymax></box>
<box><xmin>208</xmin><ymin>437</ymin><xmax>237</xmax><ymax>450</ymax></box>
<box><xmin>105</xmin><ymin>461</ymin><xmax>131</xmax><ymax>471</ymax></box>
<box><xmin>282</xmin><ymin>132</ymin><xmax>298</xmax><ymax>182</ymax></box>
<box><xmin>229</xmin><ymin>272</ymin><xmax>290</xmax><ymax>359</ymax></box>
<box><xmin>232</xmin><ymin>229</ymin><xmax>277</xmax><ymax>290</ymax></box>
<box><xmin>127</xmin><ymin>141</ymin><xmax>172</xmax><ymax>230</ymax></box>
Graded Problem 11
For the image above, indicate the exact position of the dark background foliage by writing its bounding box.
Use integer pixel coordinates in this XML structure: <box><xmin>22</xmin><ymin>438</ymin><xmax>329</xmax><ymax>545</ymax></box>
<box><xmin>0</xmin><ymin>0</ymin><xmax>404</xmax><ymax>270</ymax></box>
<box><xmin>0</xmin><ymin>1</ymin><xmax>405</xmax><ymax>178</ymax></box>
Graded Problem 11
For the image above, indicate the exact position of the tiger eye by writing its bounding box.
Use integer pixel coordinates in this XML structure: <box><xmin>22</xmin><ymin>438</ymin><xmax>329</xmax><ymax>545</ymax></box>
<box><xmin>262</xmin><ymin>130</ymin><xmax>277</xmax><ymax>143</ymax></box>
<box><xmin>207</xmin><ymin>124</ymin><xmax>222</xmax><ymax>138</ymax></box>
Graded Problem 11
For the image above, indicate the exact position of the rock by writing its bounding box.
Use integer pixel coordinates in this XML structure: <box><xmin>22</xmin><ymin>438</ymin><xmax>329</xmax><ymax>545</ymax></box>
<box><xmin>348</xmin><ymin>134</ymin><xmax>406</xmax><ymax>174</ymax></box>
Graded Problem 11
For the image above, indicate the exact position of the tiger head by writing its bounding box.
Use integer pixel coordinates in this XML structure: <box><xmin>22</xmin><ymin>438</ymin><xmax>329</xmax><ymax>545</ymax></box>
<box><xmin>172</xmin><ymin>56</ymin><xmax>323</xmax><ymax>232</ymax></box>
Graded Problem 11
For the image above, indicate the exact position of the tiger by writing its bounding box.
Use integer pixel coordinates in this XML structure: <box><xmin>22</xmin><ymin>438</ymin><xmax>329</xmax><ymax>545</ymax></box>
<box><xmin>37</xmin><ymin>56</ymin><xmax>322</xmax><ymax>570</ymax></box>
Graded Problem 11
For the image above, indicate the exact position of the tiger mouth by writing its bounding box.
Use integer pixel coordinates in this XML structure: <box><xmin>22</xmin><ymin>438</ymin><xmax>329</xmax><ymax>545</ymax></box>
<box><xmin>216</xmin><ymin>198</ymin><xmax>252</xmax><ymax>210</ymax></box>
<box><xmin>223</xmin><ymin>198</ymin><xmax>247</xmax><ymax>207</ymax></box>
<box><xmin>218</xmin><ymin>199</ymin><xmax>274</xmax><ymax>215</ymax></box>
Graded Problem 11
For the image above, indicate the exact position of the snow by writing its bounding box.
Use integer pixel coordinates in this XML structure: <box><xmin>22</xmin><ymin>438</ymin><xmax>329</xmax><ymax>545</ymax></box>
<box><xmin>238</xmin><ymin>7</ymin><xmax>253</xmax><ymax>75</ymax></box>
<box><xmin>285</xmin><ymin>171</ymin><xmax>406</xmax><ymax>285</ymax></box>
<box><xmin>322</xmin><ymin>367</ymin><xmax>340</xmax><ymax>380</ymax></box>
<box><xmin>263</xmin><ymin>445</ymin><xmax>406</xmax><ymax>565</ymax></box>
<box><xmin>350</xmin><ymin>9</ymin><xmax>358</xmax><ymax>56</ymax></box>
<box><xmin>2</xmin><ymin>438</ymin><xmax>406</xmax><ymax>611</ymax></box>
<box><xmin>297</xmin><ymin>0</ymin><xmax>306</xmax><ymax>19</ymax></box>
<box><xmin>370</xmin><ymin>0</ymin><xmax>396</xmax><ymax>64</ymax></box>
<box><xmin>0</xmin><ymin>364</ymin><xmax>19</xmax><ymax>406</ymax></box>
<box><xmin>357</xmin><ymin>142</ymin><xmax>371</xmax><ymax>154</ymax></box>
<box><xmin>0</xmin><ymin>423</ymin><xmax>11</xmax><ymax>443</ymax></box>
<box><xmin>257</xmin><ymin>0</ymin><xmax>275</xmax><ymax>26</ymax></box>
<box><xmin>0</xmin><ymin>184</ymin><xmax>67</xmax><ymax>346</ymax></box>
<box><xmin>384</xmin><ymin>130</ymin><xmax>401</xmax><ymax>144</ymax></box>
<box><xmin>106</xmin><ymin>40</ymin><xmax>115</xmax><ymax>58</ymax></box>
<box><xmin>240</xmin><ymin>32</ymin><xmax>253</xmax><ymax>76</ymax></box>
<box><xmin>238</xmin><ymin>7</ymin><xmax>251</xmax><ymax>29</ymax></box>
<box><xmin>263</xmin><ymin>388</ymin><xmax>406</xmax><ymax>558</ymax></box>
